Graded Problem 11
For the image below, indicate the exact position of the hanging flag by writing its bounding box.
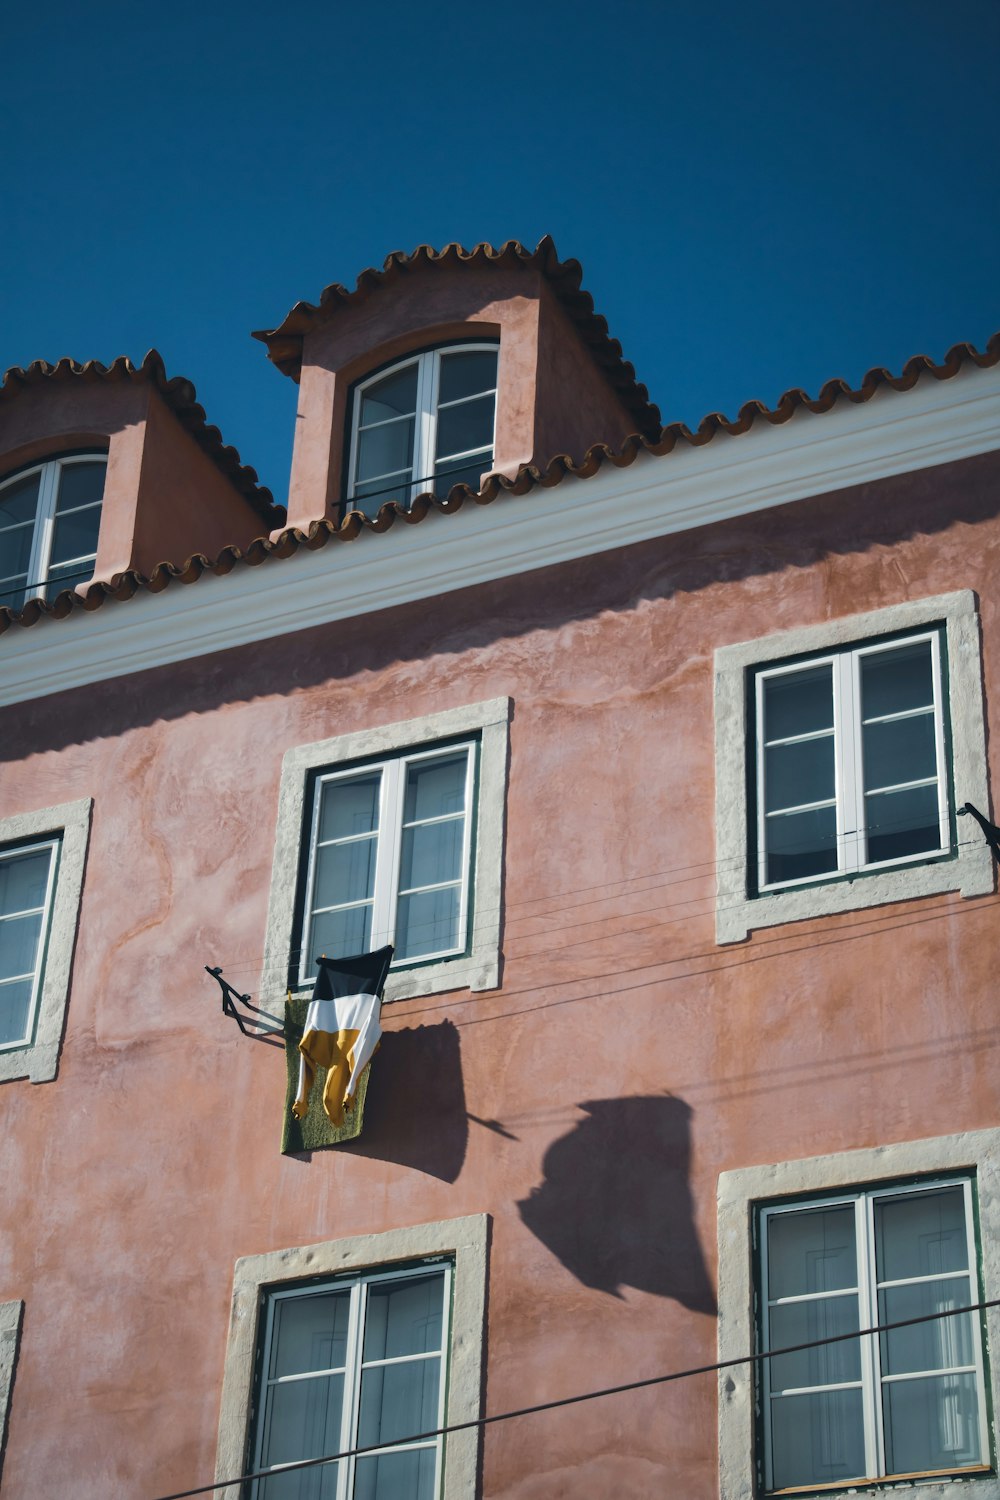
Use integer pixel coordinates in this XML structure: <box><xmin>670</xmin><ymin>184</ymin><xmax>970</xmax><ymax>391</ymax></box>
<box><xmin>292</xmin><ymin>945</ymin><xmax>394</xmax><ymax>1129</ymax></box>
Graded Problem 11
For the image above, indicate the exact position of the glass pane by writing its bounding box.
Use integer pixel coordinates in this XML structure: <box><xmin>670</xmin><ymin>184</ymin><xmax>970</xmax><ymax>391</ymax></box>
<box><xmin>363</xmin><ymin>1275</ymin><xmax>445</xmax><ymax>1361</ymax></box>
<box><xmin>351</xmin><ymin>475</ymin><xmax>411</xmax><ymax>514</ymax></box>
<box><xmin>0</xmin><ymin>474</ymin><xmax>40</xmax><ymax>525</ymax></box>
<box><xmin>0</xmin><ymin>575</ymin><xmax>28</xmax><ymax>609</ymax></box>
<box><xmin>763</xmin><ymin>665</ymin><xmax>834</xmax><ymax>742</ymax></box>
<box><xmin>48</xmin><ymin>503</ymin><xmax>101</xmax><ymax>568</ymax></box>
<box><xmin>883</xmin><ymin>1372</ymin><xmax>982</xmax><ymax>1474</ymax></box>
<box><xmin>862</xmin><ymin>712</ymin><xmax>937</xmax><ymax>793</ymax></box>
<box><xmin>309</xmin><ymin>903</ymin><xmax>373</xmax><ymax>966</ymax></box>
<box><xmin>0</xmin><ymin>912</ymin><xmax>44</xmax><ymax>982</ymax></box>
<box><xmin>355</xmin><ymin>419</ymin><xmax>415</xmax><ymax>483</ymax></box>
<box><xmin>353</xmin><ymin>1445</ymin><xmax>436</xmax><ymax>1500</ymax></box>
<box><xmin>404</xmin><ymin>755</ymin><xmax>467</xmax><ymax>823</ymax></box>
<box><xmin>865</xmin><ymin>784</ymin><xmax>941</xmax><ymax>864</ymax></box>
<box><xmin>0</xmin><ymin>521</ymin><xmax>34</xmax><ymax>583</ymax></box>
<box><xmin>44</xmin><ymin>560</ymin><xmax>94</xmax><ymax>598</ymax></box>
<box><xmin>262</xmin><ymin>1372</ymin><xmax>345</xmax><ymax>1470</ymax></box>
<box><xmin>396</xmin><ymin>886</ymin><xmax>461</xmax><ymax>960</ymax></box>
<box><xmin>875</xmin><ymin>1188</ymin><xmax>969</xmax><ymax>1281</ymax></box>
<box><xmin>880</xmin><ymin>1277</ymin><xmax>974</xmax><ymax>1376</ymax></box>
<box><xmin>768</xmin><ymin>1206</ymin><xmax>858</xmax><ymax>1298</ymax></box>
<box><xmin>435</xmin><ymin>393</ymin><xmax>496</xmax><ymax>460</ymax></box>
<box><xmin>0</xmin><ymin>978</ymin><xmax>34</xmax><ymax>1047</ymax></box>
<box><xmin>0</xmin><ymin>848</ymin><xmax>53</xmax><ymax>916</ymax></box>
<box><xmin>318</xmin><ymin>776</ymin><xmax>380</xmax><ymax>843</ymax></box>
<box><xmin>399</xmin><ymin>819</ymin><xmax>464</xmax><ymax>891</ymax></box>
<box><xmin>770</xmin><ymin>1388</ymin><xmax>866</xmax><ymax>1490</ymax></box>
<box><xmin>438</xmin><ymin>349</ymin><xmax>497</xmax><ymax>405</ymax></box>
<box><xmin>764</xmin><ymin>735</ymin><xmax>835</xmax><ymax>812</ymax></box>
<box><xmin>765</xmin><ymin>805</ymin><xmax>838</xmax><ymax>885</ymax></box>
<box><xmin>432</xmin><ymin>457</ymin><xmax>489</xmax><ymax>496</ymax></box>
<box><xmin>270</xmin><ymin>1292</ymin><xmax>351</xmax><ymax>1379</ymax></box>
<box><xmin>862</xmin><ymin>640</ymin><xmax>934</xmax><ymax>720</ymax></box>
<box><xmin>768</xmin><ymin>1294</ymin><xmax>861</xmax><ymax>1391</ymax></box>
<box><xmin>313</xmin><ymin>838</ymin><xmax>376</xmax><ymax>910</ymax></box>
<box><xmin>55</xmin><ymin>461</ymin><xmax>106</xmax><ymax>512</ymax></box>
<box><xmin>360</xmin><ymin>365</ymin><xmax>418</xmax><ymax>426</ymax></box>
<box><xmin>358</xmin><ymin>1359</ymin><xmax>441</xmax><ymax>1448</ymax></box>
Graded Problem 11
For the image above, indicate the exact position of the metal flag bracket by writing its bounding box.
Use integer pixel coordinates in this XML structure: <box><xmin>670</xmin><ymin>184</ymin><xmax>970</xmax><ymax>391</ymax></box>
<box><xmin>204</xmin><ymin>966</ymin><xmax>285</xmax><ymax>1044</ymax></box>
<box><xmin>958</xmin><ymin>803</ymin><xmax>1000</xmax><ymax>864</ymax></box>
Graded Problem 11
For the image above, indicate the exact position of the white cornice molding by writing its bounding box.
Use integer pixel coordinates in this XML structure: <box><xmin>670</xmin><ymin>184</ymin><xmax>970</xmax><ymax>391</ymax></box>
<box><xmin>2</xmin><ymin>363</ymin><xmax>998</xmax><ymax>707</ymax></box>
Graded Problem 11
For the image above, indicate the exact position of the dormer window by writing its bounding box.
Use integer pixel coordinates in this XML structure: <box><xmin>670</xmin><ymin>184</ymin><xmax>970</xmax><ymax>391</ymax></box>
<box><xmin>347</xmin><ymin>343</ymin><xmax>498</xmax><ymax>516</ymax></box>
<box><xmin>0</xmin><ymin>455</ymin><xmax>106</xmax><ymax>610</ymax></box>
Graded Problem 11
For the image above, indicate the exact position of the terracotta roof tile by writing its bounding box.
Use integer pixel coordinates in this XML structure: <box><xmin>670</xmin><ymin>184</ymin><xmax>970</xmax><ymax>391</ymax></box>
<box><xmin>1</xmin><ymin>332</ymin><xmax>996</xmax><ymax>639</ymax></box>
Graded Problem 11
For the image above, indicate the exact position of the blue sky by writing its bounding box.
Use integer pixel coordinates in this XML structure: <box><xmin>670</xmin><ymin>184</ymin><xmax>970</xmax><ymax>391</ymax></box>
<box><xmin>2</xmin><ymin>0</ymin><xmax>997</xmax><ymax>503</ymax></box>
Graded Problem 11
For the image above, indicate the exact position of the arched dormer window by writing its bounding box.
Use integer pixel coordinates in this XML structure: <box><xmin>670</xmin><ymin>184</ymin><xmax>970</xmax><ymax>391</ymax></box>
<box><xmin>0</xmin><ymin>454</ymin><xmax>106</xmax><ymax>611</ymax></box>
<box><xmin>347</xmin><ymin>342</ymin><xmax>498</xmax><ymax>516</ymax></box>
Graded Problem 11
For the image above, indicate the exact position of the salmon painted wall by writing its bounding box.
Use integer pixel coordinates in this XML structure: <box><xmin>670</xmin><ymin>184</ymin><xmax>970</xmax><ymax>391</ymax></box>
<box><xmin>1</xmin><ymin>449</ymin><xmax>999</xmax><ymax>1498</ymax></box>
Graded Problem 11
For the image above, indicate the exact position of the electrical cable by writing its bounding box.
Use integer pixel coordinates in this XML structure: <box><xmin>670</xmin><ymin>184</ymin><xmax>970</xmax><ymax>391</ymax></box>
<box><xmin>150</xmin><ymin>1295</ymin><xmax>1000</xmax><ymax>1500</ymax></box>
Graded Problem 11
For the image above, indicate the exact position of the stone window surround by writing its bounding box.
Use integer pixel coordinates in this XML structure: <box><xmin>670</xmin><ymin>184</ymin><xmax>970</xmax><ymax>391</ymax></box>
<box><xmin>0</xmin><ymin>798</ymin><xmax>92</xmax><ymax>1084</ymax></box>
<box><xmin>261</xmin><ymin>697</ymin><xmax>510</xmax><ymax>1007</ymax></box>
<box><xmin>0</xmin><ymin>1301</ymin><xmax>23</xmax><ymax>1485</ymax></box>
<box><xmin>214</xmin><ymin>1214</ymin><xmax>490</xmax><ymax>1500</ymax></box>
<box><xmin>717</xmin><ymin>1127</ymin><xmax>1000</xmax><ymax>1500</ymax></box>
<box><xmin>714</xmin><ymin>591</ymin><xmax>993</xmax><ymax>944</ymax></box>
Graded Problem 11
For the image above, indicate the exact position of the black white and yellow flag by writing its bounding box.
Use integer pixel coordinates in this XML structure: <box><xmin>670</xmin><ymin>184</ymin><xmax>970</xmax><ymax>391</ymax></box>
<box><xmin>292</xmin><ymin>945</ymin><xmax>394</xmax><ymax>1129</ymax></box>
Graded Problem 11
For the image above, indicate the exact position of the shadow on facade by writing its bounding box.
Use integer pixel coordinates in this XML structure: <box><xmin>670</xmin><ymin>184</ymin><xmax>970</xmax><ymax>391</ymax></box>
<box><xmin>517</xmin><ymin>1095</ymin><xmax>717</xmax><ymax>1312</ymax></box>
<box><xmin>340</xmin><ymin>1019</ymin><xmax>468</xmax><ymax>1183</ymax></box>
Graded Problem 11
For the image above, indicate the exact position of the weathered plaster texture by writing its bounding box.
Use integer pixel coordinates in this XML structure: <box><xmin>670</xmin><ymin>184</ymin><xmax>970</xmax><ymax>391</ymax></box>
<box><xmin>0</xmin><ymin>1301</ymin><xmax>23</xmax><ymax>1484</ymax></box>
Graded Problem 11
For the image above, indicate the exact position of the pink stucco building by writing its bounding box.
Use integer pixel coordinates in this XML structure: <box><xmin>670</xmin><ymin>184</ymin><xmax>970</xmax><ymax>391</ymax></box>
<box><xmin>1</xmin><ymin>241</ymin><xmax>999</xmax><ymax>1500</ymax></box>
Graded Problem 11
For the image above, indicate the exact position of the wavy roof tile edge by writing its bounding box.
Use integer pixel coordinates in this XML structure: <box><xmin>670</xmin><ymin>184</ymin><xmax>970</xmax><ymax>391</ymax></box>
<box><xmin>1</xmin><ymin>332</ymin><xmax>997</xmax><ymax>639</ymax></box>
<box><xmin>251</xmin><ymin>235</ymin><xmax>662</xmax><ymax>438</ymax></box>
<box><xmin>0</xmin><ymin>349</ymin><xmax>285</xmax><ymax>524</ymax></box>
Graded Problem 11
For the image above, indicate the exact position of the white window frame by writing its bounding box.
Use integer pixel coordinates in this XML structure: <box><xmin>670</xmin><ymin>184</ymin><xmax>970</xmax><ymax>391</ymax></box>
<box><xmin>215</xmin><ymin>1216</ymin><xmax>489</xmax><ymax>1500</ymax></box>
<box><xmin>715</xmin><ymin>592</ymin><xmax>993</xmax><ymax>943</ymax></box>
<box><xmin>759</xmin><ymin>1178</ymin><xmax>989</xmax><ymax>1491</ymax></box>
<box><xmin>0</xmin><ymin>800</ymin><xmax>91</xmax><ymax>1085</ymax></box>
<box><xmin>0</xmin><ymin>837</ymin><xmax>59</xmax><ymax>1055</ymax></box>
<box><xmin>298</xmin><ymin>741</ymin><xmax>476</xmax><ymax>988</ymax></box>
<box><xmin>261</xmin><ymin>699</ymin><xmax>510</xmax><ymax>1007</ymax></box>
<box><xmin>717</xmin><ymin>1128</ymin><xmax>1000</xmax><ymax>1500</ymax></box>
<box><xmin>0</xmin><ymin>454</ymin><xmax>106</xmax><ymax>609</ymax></box>
<box><xmin>347</xmin><ymin>343</ymin><xmax>498</xmax><ymax>511</ymax></box>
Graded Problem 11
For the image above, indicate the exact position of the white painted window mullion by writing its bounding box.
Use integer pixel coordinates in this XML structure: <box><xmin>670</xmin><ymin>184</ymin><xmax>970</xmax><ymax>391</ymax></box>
<box><xmin>929</xmin><ymin>633</ymin><xmax>950</xmax><ymax>854</ymax></box>
<box><xmin>859</xmin><ymin>1193</ymin><xmax>883</xmax><ymax>1479</ymax></box>
<box><xmin>25</xmin><ymin>461</ymin><xmax>59</xmax><ymax>604</ymax></box>
<box><xmin>755</xmin><ymin>671</ymin><xmax>769</xmax><ymax>893</ymax></box>
<box><xmin>338</xmin><ymin>1280</ymin><xmax>366</xmax><ymax>1500</ymax></box>
<box><xmin>838</xmin><ymin>652</ymin><xmax>861</xmax><ymax>873</ymax></box>
<box><xmin>371</xmin><ymin>760</ymin><xmax>400</xmax><ymax>950</ymax></box>
<box><xmin>412</xmin><ymin>355</ymin><xmax>437</xmax><ymax>505</ymax></box>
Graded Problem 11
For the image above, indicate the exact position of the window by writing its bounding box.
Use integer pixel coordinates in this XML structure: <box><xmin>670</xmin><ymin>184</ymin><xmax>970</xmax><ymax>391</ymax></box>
<box><xmin>714</xmin><ymin>592</ymin><xmax>993</xmax><ymax>943</ymax></box>
<box><xmin>215</xmin><ymin>1216</ymin><xmax>488</xmax><ymax>1500</ymax></box>
<box><xmin>716</xmin><ymin>1128</ymin><xmax>1000</xmax><ymax>1500</ymax></box>
<box><xmin>0</xmin><ymin>455</ymin><xmax>106</xmax><ymax>611</ymax></box>
<box><xmin>0</xmin><ymin>800</ymin><xmax>91</xmax><ymax>1085</ymax></box>
<box><xmin>262</xmin><ymin>699</ymin><xmax>509</xmax><ymax>1007</ymax></box>
<box><xmin>759</xmin><ymin>1180</ymin><xmax>989</xmax><ymax>1492</ymax></box>
<box><xmin>347</xmin><ymin>345</ymin><xmax>498</xmax><ymax>517</ymax></box>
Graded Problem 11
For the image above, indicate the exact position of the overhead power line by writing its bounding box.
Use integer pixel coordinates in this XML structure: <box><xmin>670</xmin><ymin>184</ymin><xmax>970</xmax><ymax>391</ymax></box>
<box><xmin>149</xmin><ymin>1295</ymin><xmax>1000</xmax><ymax>1500</ymax></box>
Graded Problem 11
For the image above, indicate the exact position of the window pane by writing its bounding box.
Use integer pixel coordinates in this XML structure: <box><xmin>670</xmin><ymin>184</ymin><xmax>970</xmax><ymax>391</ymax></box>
<box><xmin>0</xmin><ymin>473</ymin><xmax>41</xmax><ymax>525</ymax></box>
<box><xmin>435</xmin><ymin>393</ymin><xmax>496</xmax><ymax>461</ymax></box>
<box><xmin>363</xmin><ymin>1275</ymin><xmax>445</xmax><ymax>1361</ymax></box>
<box><xmin>882</xmin><ymin>1372</ymin><xmax>982</xmax><ymax>1474</ymax></box>
<box><xmin>861</xmin><ymin>641</ymin><xmax>934</xmax><ymax>720</ymax></box>
<box><xmin>358</xmin><ymin>1359</ymin><xmax>441</xmax><ymax>1448</ymax></box>
<box><xmin>0</xmin><ymin>848</ymin><xmax>52</xmax><ymax>915</ymax></box>
<box><xmin>0</xmin><ymin>912</ymin><xmax>45</xmax><ymax>982</ymax></box>
<box><xmin>875</xmin><ymin>1188</ymin><xmax>969</xmax><ymax>1281</ymax></box>
<box><xmin>438</xmin><ymin>350</ymin><xmax>497</xmax><ymax>405</ymax></box>
<box><xmin>309</xmin><ymin>903</ymin><xmax>373</xmax><ymax>965</ymax></box>
<box><xmin>396</xmin><ymin>886</ymin><xmax>461</xmax><ymax>960</ymax></box>
<box><xmin>432</xmin><ymin>456</ymin><xmax>489</xmax><ymax>496</ymax></box>
<box><xmin>318</xmin><ymin>775</ymin><xmax>381</xmax><ymax>843</ymax></box>
<box><xmin>351</xmin><ymin>475</ymin><xmax>411</xmax><ymax>514</ymax></box>
<box><xmin>353</xmin><ymin>1445</ymin><xmax>437</xmax><ymax>1500</ymax></box>
<box><xmin>865</xmin><ymin>784</ymin><xmax>941</xmax><ymax>864</ymax></box>
<box><xmin>48</xmin><ymin>503</ymin><xmax>101</xmax><ymax>569</ymax></box>
<box><xmin>258</xmin><ymin>1460</ymin><xmax>339</xmax><ymax>1500</ymax></box>
<box><xmin>44</xmin><ymin>561</ymin><xmax>94</xmax><ymax>599</ymax></box>
<box><xmin>763</xmin><ymin>665</ymin><xmax>834</xmax><ymax>741</ymax></box>
<box><xmin>768</xmin><ymin>1206</ymin><xmax>858</xmax><ymax>1297</ymax></box>
<box><xmin>0</xmin><ymin>518</ymin><xmax>34</xmax><ymax>582</ymax></box>
<box><xmin>0</xmin><ymin>575</ymin><xmax>28</xmax><ymax>609</ymax></box>
<box><xmin>862</xmin><ymin>712</ymin><xmax>937</xmax><ymax>793</ymax></box>
<box><xmin>270</xmin><ymin>1292</ymin><xmax>351</xmax><ymax>1379</ymax></box>
<box><xmin>399</xmin><ymin>820</ymin><xmax>464</xmax><ymax>892</ymax></box>
<box><xmin>355</xmin><ymin>419</ymin><xmax>415</xmax><ymax>484</ymax></box>
<box><xmin>54</xmin><ymin>461</ymin><xmax>106</xmax><ymax>512</ymax></box>
<box><xmin>879</xmin><ymin>1277</ymin><xmax>974</xmax><ymax>1377</ymax></box>
<box><xmin>404</xmin><ymin>754</ymin><xmax>467</xmax><ymax>822</ymax></box>
<box><xmin>360</xmin><ymin>365</ymin><xmax>418</xmax><ymax>426</ymax></box>
<box><xmin>313</xmin><ymin>838</ymin><xmax>376</xmax><ymax>911</ymax></box>
<box><xmin>770</xmin><ymin>1388</ymin><xmax>866</xmax><ymax>1490</ymax></box>
<box><xmin>765</xmin><ymin>805</ymin><xmax>838</xmax><ymax>885</ymax></box>
<box><xmin>261</xmin><ymin>1372</ymin><xmax>345</xmax><ymax>1470</ymax></box>
<box><xmin>764</xmin><ymin>735</ymin><xmax>835</xmax><ymax>812</ymax></box>
<box><xmin>768</xmin><ymin>1294</ymin><xmax>861</xmax><ymax>1391</ymax></box>
<box><xmin>0</xmin><ymin>978</ymin><xmax>34</xmax><ymax>1047</ymax></box>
